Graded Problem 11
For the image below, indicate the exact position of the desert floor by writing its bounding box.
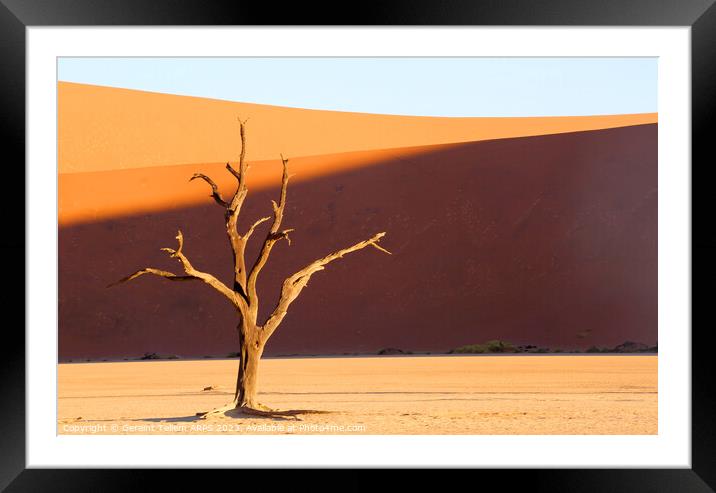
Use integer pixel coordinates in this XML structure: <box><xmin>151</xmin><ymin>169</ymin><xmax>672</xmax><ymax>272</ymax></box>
<box><xmin>58</xmin><ymin>355</ymin><xmax>657</xmax><ymax>435</ymax></box>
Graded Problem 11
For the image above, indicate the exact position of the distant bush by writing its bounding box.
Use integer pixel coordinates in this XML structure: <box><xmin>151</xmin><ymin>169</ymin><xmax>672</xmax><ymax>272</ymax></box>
<box><xmin>377</xmin><ymin>347</ymin><xmax>409</xmax><ymax>355</ymax></box>
<box><xmin>585</xmin><ymin>341</ymin><xmax>657</xmax><ymax>354</ymax></box>
<box><xmin>613</xmin><ymin>341</ymin><xmax>650</xmax><ymax>353</ymax></box>
<box><xmin>450</xmin><ymin>344</ymin><xmax>488</xmax><ymax>354</ymax></box>
<box><xmin>585</xmin><ymin>346</ymin><xmax>607</xmax><ymax>353</ymax></box>
<box><xmin>486</xmin><ymin>340</ymin><xmax>517</xmax><ymax>353</ymax></box>
<box><xmin>450</xmin><ymin>340</ymin><xmax>517</xmax><ymax>354</ymax></box>
<box><xmin>139</xmin><ymin>352</ymin><xmax>179</xmax><ymax>360</ymax></box>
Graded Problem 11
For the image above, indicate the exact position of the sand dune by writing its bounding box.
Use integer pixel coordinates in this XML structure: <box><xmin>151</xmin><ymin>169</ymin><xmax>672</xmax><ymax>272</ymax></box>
<box><xmin>58</xmin><ymin>82</ymin><xmax>657</xmax><ymax>174</ymax></box>
<box><xmin>58</xmin><ymin>125</ymin><xmax>656</xmax><ymax>358</ymax></box>
<box><xmin>60</xmin><ymin>142</ymin><xmax>459</xmax><ymax>225</ymax></box>
<box><xmin>58</xmin><ymin>355</ymin><xmax>657</xmax><ymax>435</ymax></box>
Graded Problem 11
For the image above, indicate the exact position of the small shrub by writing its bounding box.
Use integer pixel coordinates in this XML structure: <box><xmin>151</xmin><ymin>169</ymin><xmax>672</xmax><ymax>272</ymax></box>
<box><xmin>485</xmin><ymin>340</ymin><xmax>518</xmax><ymax>353</ymax></box>
<box><xmin>451</xmin><ymin>344</ymin><xmax>488</xmax><ymax>354</ymax></box>
<box><xmin>377</xmin><ymin>347</ymin><xmax>405</xmax><ymax>355</ymax></box>
<box><xmin>613</xmin><ymin>341</ymin><xmax>650</xmax><ymax>353</ymax></box>
<box><xmin>451</xmin><ymin>340</ymin><xmax>517</xmax><ymax>354</ymax></box>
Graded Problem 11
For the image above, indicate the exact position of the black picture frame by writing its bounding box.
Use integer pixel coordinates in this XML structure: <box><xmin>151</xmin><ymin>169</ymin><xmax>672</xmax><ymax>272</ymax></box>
<box><xmin>2</xmin><ymin>0</ymin><xmax>712</xmax><ymax>489</ymax></box>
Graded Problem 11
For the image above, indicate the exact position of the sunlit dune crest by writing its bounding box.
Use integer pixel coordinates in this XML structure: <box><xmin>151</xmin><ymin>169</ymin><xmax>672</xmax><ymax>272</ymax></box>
<box><xmin>58</xmin><ymin>82</ymin><xmax>657</xmax><ymax>174</ymax></box>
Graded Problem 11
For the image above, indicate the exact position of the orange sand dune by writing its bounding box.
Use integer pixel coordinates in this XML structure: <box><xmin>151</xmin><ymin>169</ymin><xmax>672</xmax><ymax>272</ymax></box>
<box><xmin>58</xmin><ymin>82</ymin><xmax>657</xmax><ymax>174</ymax></box>
<box><xmin>60</xmin><ymin>143</ymin><xmax>452</xmax><ymax>225</ymax></box>
<box><xmin>59</xmin><ymin>125</ymin><xmax>656</xmax><ymax>358</ymax></box>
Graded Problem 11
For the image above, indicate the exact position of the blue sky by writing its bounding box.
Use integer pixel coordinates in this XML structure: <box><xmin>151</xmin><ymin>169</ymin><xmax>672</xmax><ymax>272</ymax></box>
<box><xmin>58</xmin><ymin>57</ymin><xmax>657</xmax><ymax>117</ymax></box>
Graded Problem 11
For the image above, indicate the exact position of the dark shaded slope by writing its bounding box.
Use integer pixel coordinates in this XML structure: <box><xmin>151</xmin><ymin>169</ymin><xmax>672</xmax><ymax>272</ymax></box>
<box><xmin>58</xmin><ymin>124</ymin><xmax>657</xmax><ymax>359</ymax></box>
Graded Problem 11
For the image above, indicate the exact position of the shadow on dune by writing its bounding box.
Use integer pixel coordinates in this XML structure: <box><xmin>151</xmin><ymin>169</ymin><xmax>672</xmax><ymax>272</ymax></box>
<box><xmin>59</xmin><ymin>124</ymin><xmax>657</xmax><ymax>359</ymax></box>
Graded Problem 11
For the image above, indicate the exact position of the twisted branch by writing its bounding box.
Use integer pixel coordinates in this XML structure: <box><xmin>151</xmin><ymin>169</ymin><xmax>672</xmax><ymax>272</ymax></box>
<box><xmin>225</xmin><ymin>120</ymin><xmax>252</xmax><ymax>297</ymax></box>
<box><xmin>262</xmin><ymin>232</ymin><xmax>390</xmax><ymax>340</ymax></box>
<box><xmin>225</xmin><ymin>161</ymin><xmax>241</xmax><ymax>181</ymax></box>
<box><xmin>246</xmin><ymin>155</ymin><xmax>292</xmax><ymax>310</ymax></box>
<box><xmin>189</xmin><ymin>173</ymin><xmax>228</xmax><ymax>207</ymax></box>
<box><xmin>245</xmin><ymin>216</ymin><xmax>271</xmax><ymax>241</ymax></box>
<box><xmin>107</xmin><ymin>268</ymin><xmax>196</xmax><ymax>287</ymax></box>
<box><xmin>110</xmin><ymin>231</ymin><xmax>242</xmax><ymax>310</ymax></box>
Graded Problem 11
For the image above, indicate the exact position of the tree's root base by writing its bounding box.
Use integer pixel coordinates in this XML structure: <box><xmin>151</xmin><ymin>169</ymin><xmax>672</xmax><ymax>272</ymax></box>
<box><xmin>197</xmin><ymin>402</ymin><xmax>332</xmax><ymax>421</ymax></box>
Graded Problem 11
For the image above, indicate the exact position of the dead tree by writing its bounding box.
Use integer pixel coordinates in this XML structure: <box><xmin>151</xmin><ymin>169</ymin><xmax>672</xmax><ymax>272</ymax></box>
<box><xmin>111</xmin><ymin>120</ymin><xmax>390</xmax><ymax>417</ymax></box>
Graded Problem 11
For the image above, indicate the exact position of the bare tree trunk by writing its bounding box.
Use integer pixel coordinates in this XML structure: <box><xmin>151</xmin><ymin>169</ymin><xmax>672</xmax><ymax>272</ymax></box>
<box><xmin>233</xmin><ymin>322</ymin><xmax>265</xmax><ymax>409</ymax></box>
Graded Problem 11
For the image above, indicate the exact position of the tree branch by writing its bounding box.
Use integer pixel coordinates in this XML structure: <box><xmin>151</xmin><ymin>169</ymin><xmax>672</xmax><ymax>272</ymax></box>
<box><xmin>226</xmin><ymin>118</ymin><xmax>249</xmax><ymax>211</ymax></box>
<box><xmin>245</xmin><ymin>216</ymin><xmax>271</xmax><ymax>241</ymax></box>
<box><xmin>225</xmin><ymin>119</ymin><xmax>251</xmax><ymax>297</ymax></box>
<box><xmin>110</xmin><ymin>230</ymin><xmax>243</xmax><ymax>311</ymax></box>
<box><xmin>262</xmin><ymin>232</ymin><xmax>390</xmax><ymax>340</ymax></box>
<box><xmin>189</xmin><ymin>173</ymin><xmax>228</xmax><ymax>207</ymax></box>
<box><xmin>107</xmin><ymin>268</ymin><xmax>196</xmax><ymax>287</ymax></box>
<box><xmin>246</xmin><ymin>155</ymin><xmax>292</xmax><ymax>310</ymax></box>
<box><xmin>225</xmin><ymin>161</ymin><xmax>241</xmax><ymax>181</ymax></box>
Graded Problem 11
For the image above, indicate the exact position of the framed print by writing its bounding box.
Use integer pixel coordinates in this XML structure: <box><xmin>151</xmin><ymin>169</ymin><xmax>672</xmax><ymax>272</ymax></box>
<box><xmin>2</xmin><ymin>0</ymin><xmax>713</xmax><ymax>489</ymax></box>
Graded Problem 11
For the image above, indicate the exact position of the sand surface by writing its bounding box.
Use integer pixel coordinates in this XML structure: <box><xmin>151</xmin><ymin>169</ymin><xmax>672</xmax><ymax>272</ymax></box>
<box><xmin>58</xmin><ymin>355</ymin><xmax>657</xmax><ymax>435</ymax></box>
